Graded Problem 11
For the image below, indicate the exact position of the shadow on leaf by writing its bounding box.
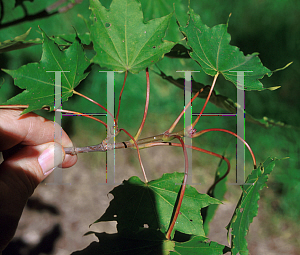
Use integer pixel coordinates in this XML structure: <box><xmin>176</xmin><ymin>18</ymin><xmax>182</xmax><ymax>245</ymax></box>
<box><xmin>71</xmin><ymin>229</ymin><xmax>173</xmax><ymax>255</ymax></box>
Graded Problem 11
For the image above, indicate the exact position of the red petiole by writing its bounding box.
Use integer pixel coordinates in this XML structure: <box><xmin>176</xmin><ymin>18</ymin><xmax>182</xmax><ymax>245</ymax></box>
<box><xmin>141</xmin><ymin>141</ymin><xmax>231</xmax><ymax>197</ymax></box>
<box><xmin>193</xmin><ymin>128</ymin><xmax>256</xmax><ymax>168</ymax></box>
<box><xmin>116</xmin><ymin>70</ymin><xmax>128</xmax><ymax>125</ymax></box>
<box><xmin>191</xmin><ymin>72</ymin><xmax>219</xmax><ymax>129</ymax></box>
<box><xmin>55</xmin><ymin>109</ymin><xmax>108</xmax><ymax>129</ymax></box>
<box><xmin>165</xmin><ymin>135</ymin><xmax>188</xmax><ymax>240</ymax></box>
<box><xmin>73</xmin><ymin>90</ymin><xmax>115</xmax><ymax>125</ymax></box>
<box><xmin>165</xmin><ymin>87</ymin><xmax>204</xmax><ymax>136</ymax></box>
<box><xmin>119</xmin><ymin>128</ymin><xmax>148</xmax><ymax>183</ymax></box>
<box><xmin>133</xmin><ymin>67</ymin><xmax>150</xmax><ymax>141</ymax></box>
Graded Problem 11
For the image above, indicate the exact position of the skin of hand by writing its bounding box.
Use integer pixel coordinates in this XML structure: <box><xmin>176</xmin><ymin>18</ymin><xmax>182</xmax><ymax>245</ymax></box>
<box><xmin>0</xmin><ymin>109</ymin><xmax>77</xmax><ymax>252</ymax></box>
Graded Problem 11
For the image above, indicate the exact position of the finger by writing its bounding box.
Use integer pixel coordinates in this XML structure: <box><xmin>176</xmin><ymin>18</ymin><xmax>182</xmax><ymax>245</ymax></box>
<box><xmin>0</xmin><ymin>109</ymin><xmax>77</xmax><ymax>167</ymax></box>
<box><xmin>1</xmin><ymin>142</ymin><xmax>64</xmax><ymax>186</ymax></box>
<box><xmin>0</xmin><ymin>109</ymin><xmax>71</xmax><ymax>148</ymax></box>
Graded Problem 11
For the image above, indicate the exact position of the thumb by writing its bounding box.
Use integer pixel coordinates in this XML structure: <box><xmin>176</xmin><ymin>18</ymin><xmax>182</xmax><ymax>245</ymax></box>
<box><xmin>38</xmin><ymin>142</ymin><xmax>65</xmax><ymax>177</ymax></box>
<box><xmin>0</xmin><ymin>142</ymin><xmax>64</xmax><ymax>251</ymax></box>
<box><xmin>3</xmin><ymin>142</ymin><xmax>65</xmax><ymax>186</ymax></box>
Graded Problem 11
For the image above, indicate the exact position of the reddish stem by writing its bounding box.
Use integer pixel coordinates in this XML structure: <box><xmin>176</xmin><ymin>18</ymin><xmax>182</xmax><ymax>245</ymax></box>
<box><xmin>0</xmin><ymin>105</ymin><xmax>108</xmax><ymax>128</ymax></box>
<box><xmin>73</xmin><ymin>90</ymin><xmax>115</xmax><ymax>125</ymax></box>
<box><xmin>180</xmin><ymin>144</ymin><xmax>230</xmax><ymax>196</ymax></box>
<box><xmin>192</xmin><ymin>72</ymin><xmax>219</xmax><ymax>129</ymax></box>
<box><xmin>134</xmin><ymin>68</ymin><xmax>150</xmax><ymax>141</ymax></box>
<box><xmin>142</xmin><ymin>141</ymin><xmax>231</xmax><ymax>198</ymax></box>
<box><xmin>116</xmin><ymin>71</ymin><xmax>128</xmax><ymax>125</ymax></box>
<box><xmin>55</xmin><ymin>109</ymin><xmax>108</xmax><ymax>128</ymax></box>
<box><xmin>193</xmin><ymin>128</ymin><xmax>256</xmax><ymax>168</ymax></box>
<box><xmin>166</xmin><ymin>88</ymin><xmax>204</xmax><ymax>136</ymax></box>
<box><xmin>166</xmin><ymin>135</ymin><xmax>188</xmax><ymax>240</ymax></box>
<box><xmin>119</xmin><ymin>128</ymin><xmax>148</xmax><ymax>183</ymax></box>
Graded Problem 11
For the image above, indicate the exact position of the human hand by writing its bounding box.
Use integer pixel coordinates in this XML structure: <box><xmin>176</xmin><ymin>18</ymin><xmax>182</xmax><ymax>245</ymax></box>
<box><xmin>0</xmin><ymin>109</ymin><xmax>77</xmax><ymax>252</ymax></box>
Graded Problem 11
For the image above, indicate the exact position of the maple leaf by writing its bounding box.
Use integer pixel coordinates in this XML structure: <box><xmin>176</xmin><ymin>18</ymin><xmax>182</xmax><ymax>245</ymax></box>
<box><xmin>227</xmin><ymin>157</ymin><xmax>277</xmax><ymax>255</ymax></box>
<box><xmin>94</xmin><ymin>172</ymin><xmax>221</xmax><ymax>237</ymax></box>
<box><xmin>2</xmin><ymin>29</ymin><xmax>90</xmax><ymax>114</ymax></box>
<box><xmin>88</xmin><ymin>0</ymin><xmax>175</xmax><ymax>73</ymax></box>
<box><xmin>180</xmin><ymin>9</ymin><xmax>272</xmax><ymax>91</ymax></box>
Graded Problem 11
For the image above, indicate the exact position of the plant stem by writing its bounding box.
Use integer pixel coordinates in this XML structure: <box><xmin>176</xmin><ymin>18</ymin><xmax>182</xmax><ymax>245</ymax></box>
<box><xmin>0</xmin><ymin>105</ymin><xmax>108</xmax><ymax>129</ymax></box>
<box><xmin>165</xmin><ymin>87</ymin><xmax>204</xmax><ymax>136</ymax></box>
<box><xmin>165</xmin><ymin>135</ymin><xmax>188</xmax><ymax>240</ymax></box>
<box><xmin>173</xmin><ymin>143</ymin><xmax>230</xmax><ymax>196</ymax></box>
<box><xmin>45</xmin><ymin>0</ymin><xmax>68</xmax><ymax>12</ymax></box>
<box><xmin>55</xmin><ymin>109</ymin><xmax>108</xmax><ymax>128</ymax></box>
<box><xmin>62</xmin><ymin>131</ymin><xmax>181</xmax><ymax>154</ymax></box>
<box><xmin>133</xmin><ymin>68</ymin><xmax>150</xmax><ymax>141</ymax></box>
<box><xmin>193</xmin><ymin>128</ymin><xmax>256</xmax><ymax>168</ymax></box>
<box><xmin>57</xmin><ymin>0</ymin><xmax>83</xmax><ymax>13</ymax></box>
<box><xmin>140</xmin><ymin>141</ymin><xmax>231</xmax><ymax>196</ymax></box>
<box><xmin>116</xmin><ymin>71</ymin><xmax>128</xmax><ymax>125</ymax></box>
<box><xmin>0</xmin><ymin>9</ymin><xmax>58</xmax><ymax>31</ymax></box>
<box><xmin>192</xmin><ymin>72</ymin><xmax>219</xmax><ymax>129</ymax></box>
<box><xmin>73</xmin><ymin>90</ymin><xmax>115</xmax><ymax>125</ymax></box>
<box><xmin>119</xmin><ymin>128</ymin><xmax>148</xmax><ymax>183</ymax></box>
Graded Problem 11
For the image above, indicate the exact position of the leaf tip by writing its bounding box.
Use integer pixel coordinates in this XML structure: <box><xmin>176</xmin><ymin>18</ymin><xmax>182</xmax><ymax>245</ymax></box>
<box><xmin>267</xmin><ymin>86</ymin><xmax>281</xmax><ymax>91</ymax></box>
<box><xmin>226</xmin><ymin>13</ymin><xmax>232</xmax><ymax>25</ymax></box>
<box><xmin>272</xmin><ymin>61</ymin><xmax>293</xmax><ymax>73</ymax></box>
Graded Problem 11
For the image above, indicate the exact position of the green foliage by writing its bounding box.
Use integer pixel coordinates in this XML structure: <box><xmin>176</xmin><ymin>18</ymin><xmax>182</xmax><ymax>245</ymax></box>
<box><xmin>94</xmin><ymin>172</ymin><xmax>221</xmax><ymax>237</ymax></box>
<box><xmin>0</xmin><ymin>0</ymin><xmax>297</xmax><ymax>254</ymax></box>
<box><xmin>170</xmin><ymin>236</ymin><xmax>230</xmax><ymax>255</ymax></box>
<box><xmin>180</xmin><ymin>9</ymin><xmax>272</xmax><ymax>90</ymax></box>
<box><xmin>2</xmin><ymin>29</ymin><xmax>90</xmax><ymax>114</ymax></box>
<box><xmin>0</xmin><ymin>28</ymin><xmax>39</xmax><ymax>53</ymax></box>
<box><xmin>14</xmin><ymin>0</ymin><xmax>34</xmax><ymax>8</ymax></box>
<box><xmin>72</xmin><ymin>230</ymin><xmax>229</xmax><ymax>255</ymax></box>
<box><xmin>139</xmin><ymin>0</ymin><xmax>187</xmax><ymax>42</ymax></box>
<box><xmin>72</xmin><ymin>230</ymin><xmax>174</xmax><ymax>255</ymax></box>
<box><xmin>88</xmin><ymin>0</ymin><xmax>175</xmax><ymax>73</ymax></box>
<box><xmin>159</xmin><ymin>71</ymin><xmax>292</xmax><ymax>129</ymax></box>
<box><xmin>227</xmin><ymin>157</ymin><xmax>277</xmax><ymax>255</ymax></box>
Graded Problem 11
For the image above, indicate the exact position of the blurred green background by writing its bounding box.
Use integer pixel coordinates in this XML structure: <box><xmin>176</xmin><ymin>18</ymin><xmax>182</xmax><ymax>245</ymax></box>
<box><xmin>1</xmin><ymin>0</ymin><xmax>299</xmax><ymax>252</ymax></box>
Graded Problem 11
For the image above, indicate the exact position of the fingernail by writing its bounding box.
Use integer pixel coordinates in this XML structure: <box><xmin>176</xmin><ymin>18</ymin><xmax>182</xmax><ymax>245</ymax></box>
<box><xmin>38</xmin><ymin>144</ymin><xmax>64</xmax><ymax>175</ymax></box>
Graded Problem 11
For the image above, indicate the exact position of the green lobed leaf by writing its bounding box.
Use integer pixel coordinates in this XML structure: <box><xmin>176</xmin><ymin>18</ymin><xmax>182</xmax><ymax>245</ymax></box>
<box><xmin>171</xmin><ymin>236</ymin><xmax>230</xmax><ymax>255</ymax></box>
<box><xmin>88</xmin><ymin>0</ymin><xmax>175</xmax><ymax>73</ymax></box>
<box><xmin>2</xmin><ymin>29</ymin><xmax>90</xmax><ymax>114</ymax></box>
<box><xmin>226</xmin><ymin>157</ymin><xmax>277</xmax><ymax>255</ymax></box>
<box><xmin>94</xmin><ymin>172</ymin><xmax>221</xmax><ymax>237</ymax></box>
<box><xmin>180</xmin><ymin>9</ymin><xmax>272</xmax><ymax>91</ymax></box>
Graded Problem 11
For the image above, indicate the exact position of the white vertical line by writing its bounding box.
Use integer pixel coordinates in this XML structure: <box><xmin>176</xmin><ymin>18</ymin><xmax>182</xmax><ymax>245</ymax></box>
<box><xmin>230</xmin><ymin>71</ymin><xmax>252</xmax><ymax>185</ymax></box>
<box><xmin>106</xmin><ymin>71</ymin><xmax>115</xmax><ymax>185</ymax></box>
<box><xmin>46</xmin><ymin>71</ymin><xmax>69</xmax><ymax>185</ymax></box>
<box><xmin>99</xmin><ymin>71</ymin><xmax>122</xmax><ymax>185</ymax></box>
<box><xmin>177</xmin><ymin>71</ymin><xmax>200</xmax><ymax>185</ymax></box>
